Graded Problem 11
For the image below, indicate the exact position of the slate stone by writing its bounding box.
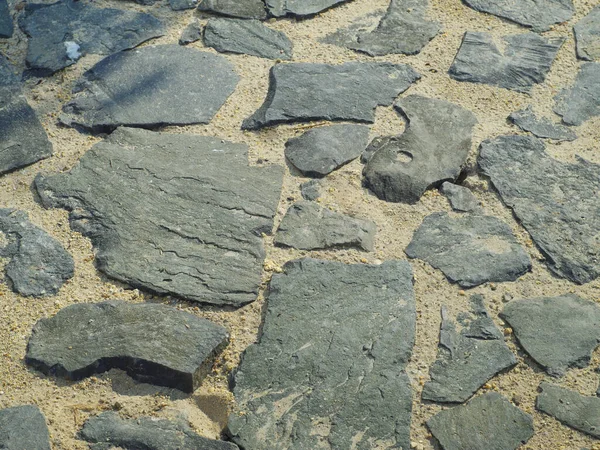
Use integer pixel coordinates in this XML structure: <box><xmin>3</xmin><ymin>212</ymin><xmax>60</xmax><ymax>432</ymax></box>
<box><xmin>169</xmin><ymin>0</ymin><xmax>198</xmax><ymax>10</ymax></box>
<box><xmin>0</xmin><ymin>405</ymin><xmax>50</xmax><ymax>450</ymax></box>
<box><xmin>179</xmin><ymin>21</ymin><xmax>202</xmax><ymax>45</ymax></box>
<box><xmin>204</xmin><ymin>18</ymin><xmax>292</xmax><ymax>60</ymax></box>
<box><xmin>363</xmin><ymin>95</ymin><xmax>477</xmax><ymax>204</ymax></box>
<box><xmin>509</xmin><ymin>106</ymin><xmax>577</xmax><ymax>141</ymax></box>
<box><xmin>81</xmin><ymin>412</ymin><xmax>238</xmax><ymax>450</ymax></box>
<box><xmin>554</xmin><ymin>62</ymin><xmax>600</xmax><ymax>126</ymax></box>
<box><xmin>0</xmin><ymin>0</ymin><xmax>13</xmax><ymax>38</ymax></box>
<box><xmin>285</xmin><ymin>124</ymin><xmax>369</xmax><ymax>177</ymax></box>
<box><xmin>575</xmin><ymin>6</ymin><xmax>600</xmax><ymax>61</ymax></box>
<box><xmin>26</xmin><ymin>300</ymin><xmax>229</xmax><ymax>392</ymax></box>
<box><xmin>18</xmin><ymin>0</ymin><xmax>164</xmax><ymax>75</ymax></box>
<box><xmin>405</xmin><ymin>212</ymin><xmax>531</xmax><ymax>288</ymax></box>
<box><xmin>274</xmin><ymin>201</ymin><xmax>376</xmax><ymax>251</ymax></box>
<box><xmin>266</xmin><ymin>0</ymin><xmax>352</xmax><ymax>18</ymax></box>
<box><xmin>60</xmin><ymin>45</ymin><xmax>239</xmax><ymax>132</ymax></box>
<box><xmin>242</xmin><ymin>62</ymin><xmax>420</xmax><ymax>130</ymax></box>
<box><xmin>198</xmin><ymin>0</ymin><xmax>268</xmax><ymax>20</ymax></box>
<box><xmin>228</xmin><ymin>258</ymin><xmax>416</xmax><ymax>450</ymax></box>
<box><xmin>500</xmin><ymin>295</ymin><xmax>600</xmax><ymax>376</ymax></box>
<box><xmin>478</xmin><ymin>135</ymin><xmax>600</xmax><ymax>284</ymax></box>
<box><xmin>449</xmin><ymin>32</ymin><xmax>564</xmax><ymax>93</ymax></box>
<box><xmin>300</xmin><ymin>179</ymin><xmax>322</xmax><ymax>200</ymax></box>
<box><xmin>35</xmin><ymin>127</ymin><xmax>283</xmax><ymax>306</ymax></box>
<box><xmin>440</xmin><ymin>182</ymin><xmax>480</xmax><ymax>212</ymax></box>
<box><xmin>427</xmin><ymin>392</ymin><xmax>534</xmax><ymax>450</ymax></box>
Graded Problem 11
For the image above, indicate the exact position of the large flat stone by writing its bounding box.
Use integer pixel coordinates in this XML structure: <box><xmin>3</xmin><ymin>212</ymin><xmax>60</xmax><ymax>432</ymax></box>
<box><xmin>0</xmin><ymin>0</ymin><xmax>13</xmax><ymax>38</ymax></box>
<box><xmin>228</xmin><ymin>258</ymin><xmax>416</xmax><ymax>450</ymax></box>
<box><xmin>554</xmin><ymin>62</ymin><xmax>600</xmax><ymax>126</ymax></box>
<box><xmin>266</xmin><ymin>0</ymin><xmax>352</xmax><ymax>17</ymax></box>
<box><xmin>0</xmin><ymin>405</ymin><xmax>50</xmax><ymax>450</ymax></box>
<box><xmin>509</xmin><ymin>105</ymin><xmax>577</xmax><ymax>141</ymax></box>
<box><xmin>575</xmin><ymin>6</ymin><xmax>600</xmax><ymax>61</ymax></box>
<box><xmin>198</xmin><ymin>0</ymin><xmax>268</xmax><ymax>19</ymax></box>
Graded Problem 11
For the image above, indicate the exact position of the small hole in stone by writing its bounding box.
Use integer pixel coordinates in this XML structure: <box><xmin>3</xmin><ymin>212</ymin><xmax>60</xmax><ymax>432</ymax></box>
<box><xmin>396</xmin><ymin>151</ymin><xmax>413</xmax><ymax>164</ymax></box>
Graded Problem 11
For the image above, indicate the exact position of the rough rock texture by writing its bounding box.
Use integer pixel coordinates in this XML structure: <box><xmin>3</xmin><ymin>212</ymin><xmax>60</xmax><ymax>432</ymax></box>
<box><xmin>266</xmin><ymin>0</ymin><xmax>352</xmax><ymax>17</ymax></box>
<box><xmin>363</xmin><ymin>95</ymin><xmax>477</xmax><ymax>204</ymax></box>
<box><xmin>228</xmin><ymin>258</ymin><xmax>416</xmax><ymax>450</ymax></box>
<box><xmin>575</xmin><ymin>6</ymin><xmax>600</xmax><ymax>61</ymax></box>
<box><xmin>60</xmin><ymin>45</ymin><xmax>239</xmax><ymax>132</ymax></box>
<box><xmin>0</xmin><ymin>0</ymin><xmax>13</xmax><ymax>38</ymax></box>
<box><xmin>554</xmin><ymin>62</ymin><xmax>600</xmax><ymax>126</ymax></box>
<box><xmin>242</xmin><ymin>62</ymin><xmax>420</xmax><ymax>130</ymax></box>
<box><xmin>478</xmin><ymin>135</ymin><xmax>600</xmax><ymax>284</ymax></box>
<box><xmin>35</xmin><ymin>127</ymin><xmax>283</xmax><ymax>306</ymax></box>
<box><xmin>440</xmin><ymin>182</ymin><xmax>480</xmax><ymax>212</ymax></box>
<box><xmin>449</xmin><ymin>32</ymin><xmax>564</xmax><ymax>93</ymax></box>
<box><xmin>169</xmin><ymin>0</ymin><xmax>197</xmax><ymax>10</ymax></box>
<box><xmin>179</xmin><ymin>21</ymin><xmax>202</xmax><ymax>45</ymax></box>
<box><xmin>198</xmin><ymin>0</ymin><xmax>268</xmax><ymax>19</ymax></box>
<box><xmin>509</xmin><ymin>106</ymin><xmax>577</xmax><ymax>141</ymax></box>
<box><xmin>500</xmin><ymin>295</ymin><xmax>600</xmax><ymax>377</ymax></box>
<box><xmin>405</xmin><ymin>212</ymin><xmax>531</xmax><ymax>288</ymax></box>
<box><xmin>204</xmin><ymin>18</ymin><xmax>292</xmax><ymax>60</ymax></box>
<box><xmin>300</xmin><ymin>179</ymin><xmax>322</xmax><ymax>200</ymax></box>
<box><xmin>427</xmin><ymin>392</ymin><xmax>534</xmax><ymax>450</ymax></box>
<box><xmin>0</xmin><ymin>405</ymin><xmax>51</xmax><ymax>450</ymax></box>
<box><xmin>26</xmin><ymin>301</ymin><xmax>229</xmax><ymax>392</ymax></box>
<box><xmin>274</xmin><ymin>201</ymin><xmax>376</xmax><ymax>251</ymax></box>
<box><xmin>18</xmin><ymin>0</ymin><xmax>164</xmax><ymax>75</ymax></box>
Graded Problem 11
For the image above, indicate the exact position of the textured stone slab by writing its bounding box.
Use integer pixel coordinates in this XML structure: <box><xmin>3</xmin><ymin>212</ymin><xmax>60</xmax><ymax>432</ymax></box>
<box><xmin>575</xmin><ymin>6</ymin><xmax>600</xmax><ymax>61</ymax></box>
<box><xmin>228</xmin><ymin>258</ymin><xmax>416</xmax><ymax>450</ymax></box>
<box><xmin>179</xmin><ymin>21</ymin><xmax>202</xmax><ymax>45</ymax></box>
<box><xmin>478</xmin><ymin>135</ymin><xmax>600</xmax><ymax>284</ymax></box>
<box><xmin>198</xmin><ymin>0</ymin><xmax>268</xmax><ymax>19</ymax></box>
<box><xmin>440</xmin><ymin>182</ymin><xmax>480</xmax><ymax>212</ymax></box>
<box><xmin>449</xmin><ymin>32</ymin><xmax>564</xmax><ymax>93</ymax></box>
<box><xmin>300</xmin><ymin>179</ymin><xmax>322</xmax><ymax>200</ymax></box>
<box><xmin>60</xmin><ymin>45</ymin><xmax>239</xmax><ymax>132</ymax></box>
<box><xmin>169</xmin><ymin>0</ymin><xmax>197</xmax><ymax>10</ymax></box>
<box><xmin>35</xmin><ymin>127</ymin><xmax>283</xmax><ymax>306</ymax></box>
<box><xmin>554</xmin><ymin>62</ymin><xmax>600</xmax><ymax>126</ymax></box>
<box><xmin>0</xmin><ymin>405</ymin><xmax>50</xmax><ymax>450</ymax></box>
<box><xmin>0</xmin><ymin>0</ymin><xmax>13</xmax><ymax>38</ymax></box>
<box><xmin>266</xmin><ymin>0</ymin><xmax>352</xmax><ymax>17</ymax></box>
<box><xmin>242</xmin><ymin>62</ymin><xmax>420</xmax><ymax>130</ymax></box>
<box><xmin>509</xmin><ymin>106</ymin><xmax>577</xmax><ymax>141</ymax></box>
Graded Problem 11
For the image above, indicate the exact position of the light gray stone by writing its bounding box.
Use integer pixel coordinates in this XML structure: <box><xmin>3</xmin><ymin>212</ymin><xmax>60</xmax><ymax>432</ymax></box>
<box><xmin>266</xmin><ymin>0</ymin><xmax>352</xmax><ymax>17</ymax></box>
<box><xmin>554</xmin><ymin>62</ymin><xmax>600</xmax><ymax>126</ymax></box>
<box><xmin>0</xmin><ymin>405</ymin><xmax>50</xmax><ymax>450</ymax></box>
<box><xmin>440</xmin><ymin>182</ymin><xmax>480</xmax><ymax>212</ymax></box>
<box><xmin>0</xmin><ymin>0</ymin><xmax>13</xmax><ymax>38</ymax></box>
<box><xmin>198</xmin><ymin>0</ymin><xmax>268</xmax><ymax>19</ymax></box>
<box><xmin>300</xmin><ymin>179</ymin><xmax>322</xmax><ymax>200</ymax></box>
<box><xmin>575</xmin><ymin>6</ymin><xmax>600</xmax><ymax>61</ymax></box>
<box><xmin>509</xmin><ymin>105</ymin><xmax>577</xmax><ymax>141</ymax></box>
<box><xmin>179</xmin><ymin>21</ymin><xmax>202</xmax><ymax>45</ymax></box>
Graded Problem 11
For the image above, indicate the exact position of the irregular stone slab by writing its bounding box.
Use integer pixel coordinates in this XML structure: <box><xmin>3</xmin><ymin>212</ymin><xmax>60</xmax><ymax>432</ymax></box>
<box><xmin>204</xmin><ymin>18</ymin><xmax>292</xmax><ymax>60</ymax></box>
<box><xmin>242</xmin><ymin>62</ymin><xmax>420</xmax><ymax>130</ymax></box>
<box><xmin>266</xmin><ymin>0</ymin><xmax>352</xmax><ymax>17</ymax></box>
<box><xmin>0</xmin><ymin>405</ymin><xmax>50</xmax><ymax>450</ymax></box>
<box><xmin>228</xmin><ymin>258</ymin><xmax>416</xmax><ymax>450</ymax></box>
<box><xmin>449</xmin><ymin>32</ymin><xmax>564</xmax><ymax>93</ymax></box>
<box><xmin>509</xmin><ymin>105</ymin><xmax>577</xmax><ymax>141</ymax></box>
<box><xmin>575</xmin><ymin>6</ymin><xmax>600</xmax><ymax>61</ymax></box>
<box><xmin>405</xmin><ymin>212</ymin><xmax>531</xmax><ymax>288</ymax></box>
<box><xmin>363</xmin><ymin>95</ymin><xmax>477</xmax><ymax>204</ymax></box>
<box><xmin>18</xmin><ymin>0</ymin><xmax>164</xmax><ymax>75</ymax></box>
<box><xmin>300</xmin><ymin>179</ymin><xmax>322</xmax><ymax>200</ymax></box>
<box><xmin>198</xmin><ymin>0</ymin><xmax>268</xmax><ymax>19</ymax></box>
<box><xmin>0</xmin><ymin>0</ymin><xmax>13</xmax><ymax>38</ymax></box>
<box><xmin>35</xmin><ymin>127</ymin><xmax>283</xmax><ymax>306</ymax></box>
<box><xmin>60</xmin><ymin>45</ymin><xmax>239</xmax><ymax>132</ymax></box>
<box><xmin>285</xmin><ymin>124</ymin><xmax>369</xmax><ymax>177</ymax></box>
<box><xmin>169</xmin><ymin>0</ymin><xmax>197</xmax><ymax>10</ymax></box>
<box><xmin>500</xmin><ymin>295</ymin><xmax>600</xmax><ymax>376</ymax></box>
<box><xmin>274</xmin><ymin>201</ymin><xmax>376</xmax><ymax>251</ymax></box>
<box><xmin>427</xmin><ymin>392</ymin><xmax>534</xmax><ymax>450</ymax></box>
<box><xmin>0</xmin><ymin>209</ymin><xmax>74</xmax><ymax>297</ymax></box>
<box><xmin>478</xmin><ymin>135</ymin><xmax>600</xmax><ymax>284</ymax></box>
<box><xmin>179</xmin><ymin>21</ymin><xmax>202</xmax><ymax>45</ymax></box>
<box><xmin>440</xmin><ymin>182</ymin><xmax>480</xmax><ymax>212</ymax></box>
<box><xmin>554</xmin><ymin>62</ymin><xmax>600</xmax><ymax>126</ymax></box>
<box><xmin>26</xmin><ymin>301</ymin><xmax>229</xmax><ymax>392</ymax></box>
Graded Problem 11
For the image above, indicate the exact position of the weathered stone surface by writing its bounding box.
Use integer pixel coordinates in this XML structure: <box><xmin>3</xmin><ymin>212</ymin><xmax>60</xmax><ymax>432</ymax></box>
<box><xmin>285</xmin><ymin>124</ymin><xmax>369</xmax><ymax>177</ymax></box>
<box><xmin>266</xmin><ymin>0</ymin><xmax>352</xmax><ymax>17</ymax></box>
<box><xmin>300</xmin><ymin>179</ymin><xmax>322</xmax><ymax>200</ymax></box>
<box><xmin>554</xmin><ymin>62</ymin><xmax>600</xmax><ymax>126</ymax></box>
<box><xmin>274</xmin><ymin>201</ymin><xmax>376</xmax><ymax>251</ymax></box>
<box><xmin>405</xmin><ymin>212</ymin><xmax>531</xmax><ymax>288</ymax></box>
<box><xmin>364</xmin><ymin>95</ymin><xmax>477</xmax><ymax>204</ymax></box>
<box><xmin>60</xmin><ymin>45</ymin><xmax>239</xmax><ymax>132</ymax></box>
<box><xmin>179</xmin><ymin>21</ymin><xmax>202</xmax><ymax>45</ymax></box>
<box><xmin>575</xmin><ymin>6</ymin><xmax>600</xmax><ymax>61</ymax></box>
<box><xmin>204</xmin><ymin>18</ymin><xmax>292</xmax><ymax>60</ymax></box>
<box><xmin>35</xmin><ymin>127</ymin><xmax>283</xmax><ymax>306</ymax></box>
<box><xmin>228</xmin><ymin>258</ymin><xmax>416</xmax><ymax>450</ymax></box>
<box><xmin>242</xmin><ymin>62</ymin><xmax>420</xmax><ymax>130</ymax></box>
<box><xmin>509</xmin><ymin>106</ymin><xmax>577</xmax><ymax>141</ymax></box>
<box><xmin>0</xmin><ymin>405</ymin><xmax>50</xmax><ymax>450</ymax></box>
<box><xmin>198</xmin><ymin>0</ymin><xmax>268</xmax><ymax>19</ymax></box>
<box><xmin>169</xmin><ymin>0</ymin><xmax>197</xmax><ymax>11</ymax></box>
<box><xmin>500</xmin><ymin>295</ymin><xmax>600</xmax><ymax>376</ymax></box>
<box><xmin>440</xmin><ymin>182</ymin><xmax>480</xmax><ymax>212</ymax></box>
<box><xmin>427</xmin><ymin>392</ymin><xmax>534</xmax><ymax>450</ymax></box>
<box><xmin>449</xmin><ymin>32</ymin><xmax>564</xmax><ymax>93</ymax></box>
<box><xmin>0</xmin><ymin>0</ymin><xmax>13</xmax><ymax>38</ymax></box>
<box><xmin>422</xmin><ymin>296</ymin><xmax>516</xmax><ymax>404</ymax></box>
<box><xmin>18</xmin><ymin>0</ymin><xmax>164</xmax><ymax>75</ymax></box>
<box><xmin>478</xmin><ymin>135</ymin><xmax>600</xmax><ymax>284</ymax></box>
<box><xmin>26</xmin><ymin>301</ymin><xmax>229</xmax><ymax>392</ymax></box>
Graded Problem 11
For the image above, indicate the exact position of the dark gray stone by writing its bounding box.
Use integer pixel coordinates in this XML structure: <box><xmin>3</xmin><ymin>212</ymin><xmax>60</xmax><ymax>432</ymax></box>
<box><xmin>198</xmin><ymin>0</ymin><xmax>268</xmax><ymax>20</ymax></box>
<box><xmin>266</xmin><ymin>0</ymin><xmax>352</xmax><ymax>17</ymax></box>
<box><xmin>179</xmin><ymin>21</ymin><xmax>202</xmax><ymax>45</ymax></box>
<box><xmin>18</xmin><ymin>0</ymin><xmax>164</xmax><ymax>75</ymax></box>
<box><xmin>285</xmin><ymin>124</ymin><xmax>369</xmax><ymax>177</ymax></box>
<box><xmin>228</xmin><ymin>258</ymin><xmax>416</xmax><ymax>450</ymax></box>
<box><xmin>509</xmin><ymin>105</ymin><xmax>577</xmax><ymax>141</ymax></box>
<box><xmin>60</xmin><ymin>45</ymin><xmax>239</xmax><ymax>132</ymax></box>
<box><xmin>500</xmin><ymin>295</ymin><xmax>600</xmax><ymax>377</ymax></box>
<box><xmin>575</xmin><ymin>6</ymin><xmax>600</xmax><ymax>61</ymax></box>
<box><xmin>0</xmin><ymin>406</ymin><xmax>50</xmax><ymax>450</ymax></box>
<box><xmin>363</xmin><ymin>95</ymin><xmax>477</xmax><ymax>204</ymax></box>
<box><xmin>169</xmin><ymin>0</ymin><xmax>197</xmax><ymax>10</ymax></box>
<box><xmin>440</xmin><ymin>182</ymin><xmax>480</xmax><ymax>212</ymax></box>
<box><xmin>478</xmin><ymin>135</ymin><xmax>600</xmax><ymax>284</ymax></box>
<box><xmin>242</xmin><ymin>62</ymin><xmax>420</xmax><ymax>130</ymax></box>
<box><xmin>427</xmin><ymin>392</ymin><xmax>534</xmax><ymax>450</ymax></box>
<box><xmin>300</xmin><ymin>179</ymin><xmax>322</xmax><ymax>200</ymax></box>
<box><xmin>554</xmin><ymin>62</ymin><xmax>600</xmax><ymax>126</ymax></box>
<box><xmin>449</xmin><ymin>32</ymin><xmax>564</xmax><ymax>93</ymax></box>
<box><xmin>204</xmin><ymin>18</ymin><xmax>292</xmax><ymax>60</ymax></box>
<box><xmin>35</xmin><ymin>127</ymin><xmax>283</xmax><ymax>306</ymax></box>
<box><xmin>0</xmin><ymin>0</ymin><xmax>13</xmax><ymax>38</ymax></box>
<box><xmin>405</xmin><ymin>212</ymin><xmax>531</xmax><ymax>288</ymax></box>
<box><xmin>26</xmin><ymin>300</ymin><xmax>229</xmax><ymax>392</ymax></box>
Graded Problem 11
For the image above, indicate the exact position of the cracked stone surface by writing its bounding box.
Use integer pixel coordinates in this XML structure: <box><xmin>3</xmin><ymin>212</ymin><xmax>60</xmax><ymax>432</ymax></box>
<box><xmin>198</xmin><ymin>0</ymin><xmax>268</xmax><ymax>19</ymax></box>
<box><xmin>35</xmin><ymin>127</ymin><xmax>283</xmax><ymax>306</ymax></box>
<box><xmin>554</xmin><ymin>62</ymin><xmax>600</xmax><ymax>126</ymax></box>
<box><xmin>0</xmin><ymin>405</ymin><xmax>51</xmax><ymax>450</ymax></box>
<box><xmin>228</xmin><ymin>258</ymin><xmax>416</xmax><ymax>450</ymax></box>
<box><xmin>575</xmin><ymin>6</ymin><xmax>600</xmax><ymax>61</ymax></box>
<box><xmin>440</xmin><ymin>182</ymin><xmax>480</xmax><ymax>212</ymax></box>
<box><xmin>0</xmin><ymin>0</ymin><xmax>13</xmax><ymax>38</ymax></box>
<box><xmin>509</xmin><ymin>106</ymin><xmax>577</xmax><ymax>141</ymax></box>
<box><xmin>266</xmin><ymin>0</ymin><xmax>353</xmax><ymax>17</ymax></box>
<box><xmin>179</xmin><ymin>21</ymin><xmax>202</xmax><ymax>45</ymax></box>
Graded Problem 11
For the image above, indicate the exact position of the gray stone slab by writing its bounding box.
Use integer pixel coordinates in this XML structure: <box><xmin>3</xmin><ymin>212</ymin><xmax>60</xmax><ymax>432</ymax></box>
<box><xmin>575</xmin><ymin>6</ymin><xmax>600</xmax><ymax>61</ymax></box>
<box><xmin>35</xmin><ymin>127</ymin><xmax>283</xmax><ymax>306</ymax></box>
<box><xmin>478</xmin><ymin>135</ymin><xmax>600</xmax><ymax>284</ymax></box>
<box><xmin>169</xmin><ymin>0</ymin><xmax>197</xmax><ymax>10</ymax></box>
<box><xmin>228</xmin><ymin>258</ymin><xmax>416</xmax><ymax>450</ymax></box>
<box><xmin>266</xmin><ymin>0</ymin><xmax>352</xmax><ymax>17</ymax></box>
<box><xmin>554</xmin><ymin>62</ymin><xmax>600</xmax><ymax>126</ymax></box>
<box><xmin>440</xmin><ymin>182</ymin><xmax>480</xmax><ymax>212</ymax></box>
<box><xmin>300</xmin><ymin>179</ymin><xmax>322</xmax><ymax>200</ymax></box>
<box><xmin>198</xmin><ymin>0</ymin><xmax>268</xmax><ymax>19</ymax></box>
<box><xmin>0</xmin><ymin>0</ymin><xmax>13</xmax><ymax>38</ymax></box>
<box><xmin>0</xmin><ymin>405</ymin><xmax>50</xmax><ymax>450</ymax></box>
<box><xmin>179</xmin><ymin>21</ymin><xmax>202</xmax><ymax>45</ymax></box>
<box><xmin>509</xmin><ymin>105</ymin><xmax>577</xmax><ymax>141</ymax></box>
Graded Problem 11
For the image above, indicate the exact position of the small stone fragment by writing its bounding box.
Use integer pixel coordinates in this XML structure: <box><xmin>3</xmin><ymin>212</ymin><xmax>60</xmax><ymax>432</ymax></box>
<box><xmin>0</xmin><ymin>405</ymin><xmax>51</xmax><ymax>450</ymax></box>
<box><xmin>266</xmin><ymin>0</ymin><xmax>352</xmax><ymax>18</ymax></box>
<box><xmin>179</xmin><ymin>21</ymin><xmax>202</xmax><ymax>45</ymax></box>
<box><xmin>169</xmin><ymin>0</ymin><xmax>198</xmax><ymax>10</ymax></box>
<box><xmin>198</xmin><ymin>0</ymin><xmax>268</xmax><ymax>19</ymax></box>
<box><xmin>509</xmin><ymin>105</ymin><xmax>577</xmax><ymax>141</ymax></box>
<box><xmin>554</xmin><ymin>62</ymin><xmax>600</xmax><ymax>125</ymax></box>
<box><xmin>0</xmin><ymin>0</ymin><xmax>13</xmax><ymax>38</ymax></box>
<box><xmin>440</xmin><ymin>182</ymin><xmax>480</xmax><ymax>212</ymax></box>
<box><xmin>300</xmin><ymin>179</ymin><xmax>322</xmax><ymax>200</ymax></box>
<box><xmin>575</xmin><ymin>6</ymin><xmax>600</xmax><ymax>61</ymax></box>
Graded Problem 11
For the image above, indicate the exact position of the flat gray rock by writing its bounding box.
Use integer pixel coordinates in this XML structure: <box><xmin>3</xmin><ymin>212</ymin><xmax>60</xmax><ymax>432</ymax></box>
<box><xmin>440</xmin><ymin>182</ymin><xmax>480</xmax><ymax>212</ymax></box>
<box><xmin>198</xmin><ymin>0</ymin><xmax>268</xmax><ymax>19</ymax></box>
<box><xmin>500</xmin><ymin>295</ymin><xmax>600</xmax><ymax>376</ymax></box>
<box><xmin>26</xmin><ymin>300</ymin><xmax>229</xmax><ymax>392</ymax></box>
<box><xmin>300</xmin><ymin>179</ymin><xmax>322</xmax><ymax>200</ymax></box>
<box><xmin>35</xmin><ymin>127</ymin><xmax>283</xmax><ymax>306</ymax></box>
<box><xmin>266</xmin><ymin>0</ymin><xmax>352</xmax><ymax>17</ymax></box>
<box><xmin>575</xmin><ymin>6</ymin><xmax>600</xmax><ymax>61</ymax></box>
<box><xmin>228</xmin><ymin>258</ymin><xmax>416</xmax><ymax>450</ymax></box>
<box><xmin>509</xmin><ymin>106</ymin><xmax>577</xmax><ymax>141</ymax></box>
<box><xmin>554</xmin><ymin>62</ymin><xmax>600</xmax><ymax>126</ymax></box>
<box><xmin>204</xmin><ymin>18</ymin><xmax>292</xmax><ymax>60</ymax></box>
<box><xmin>242</xmin><ymin>62</ymin><xmax>420</xmax><ymax>130</ymax></box>
<box><xmin>427</xmin><ymin>392</ymin><xmax>534</xmax><ymax>450</ymax></box>
<box><xmin>363</xmin><ymin>95</ymin><xmax>477</xmax><ymax>204</ymax></box>
<box><xmin>60</xmin><ymin>45</ymin><xmax>239</xmax><ymax>132</ymax></box>
<box><xmin>405</xmin><ymin>212</ymin><xmax>531</xmax><ymax>288</ymax></box>
<box><xmin>0</xmin><ymin>405</ymin><xmax>50</xmax><ymax>450</ymax></box>
<box><xmin>179</xmin><ymin>21</ymin><xmax>202</xmax><ymax>45</ymax></box>
<box><xmin>0</xmin><ymin>0</ymin><xmax>13</xmax><ymax>38</ymax></box>
<box><xmin>449</xmin><ymin>32</ymin><xmax>564</xmax><ymax>93</ymax></box>
<box><xmin>478</xmin><ymin>135</ymin><xmax>600</xmax><ymax>284</ymax></box>
<box><xmin>169</xmin><ymin>0</ymin><xmax>197</xmax><ymax>10</ymax></box>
